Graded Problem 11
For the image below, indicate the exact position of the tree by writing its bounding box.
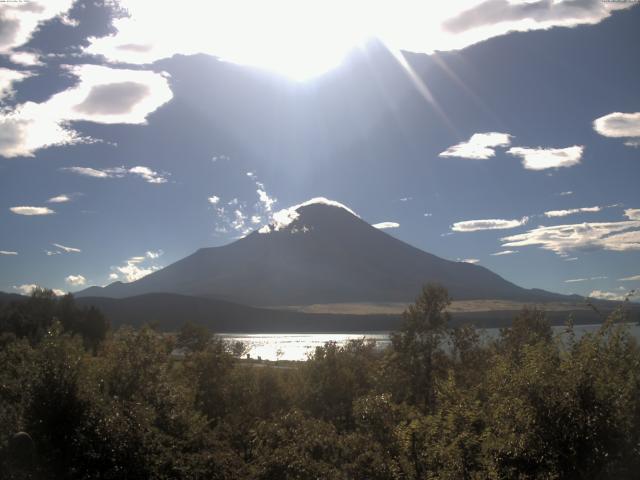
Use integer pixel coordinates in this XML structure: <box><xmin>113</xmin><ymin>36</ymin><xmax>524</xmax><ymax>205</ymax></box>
<box><xmin>387</xmin><ymin>284</ymin><xmax>451</xmax><ymax>413</ymax></box>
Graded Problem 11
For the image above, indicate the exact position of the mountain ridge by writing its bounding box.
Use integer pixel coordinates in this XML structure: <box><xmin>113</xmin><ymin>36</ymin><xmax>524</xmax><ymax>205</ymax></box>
<box><xmin>77</xmin><ymin>199</ymin><xmax>582</xmax><ymax>306</ymax></box>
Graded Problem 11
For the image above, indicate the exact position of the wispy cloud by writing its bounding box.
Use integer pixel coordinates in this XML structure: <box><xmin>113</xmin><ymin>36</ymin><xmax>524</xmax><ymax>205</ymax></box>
<box><xmin>10</xmin><ymin>206</ymin><xmax>55</xmax><ymax>216</ymax></box>
<box><xmin>0</xmin><ymin>251</ymin><xmax>18</xmax><ymax>256</ymax></box>
<box><xmin>565</xmin><ymin>276</ymin><xmax>607</xmax><ymax>283</ymax></box>
<box><xmin>439</xmin><ymin>132</ymin><xmax>511</xmax><ymax>160</ymax></box>
<box><xmin>129</xmin><ymin>166</ymin><xmax>168</xmax><ymax>184</ymax></box>
<box><xmin>63</xmin><ymin>165</ymin><xmax>169</xmax><ymax>184</ymax></box>
<box><xmin>52</xmin><ymin>243</ymin><xmax>81</xmax><ymax>254</ymax></box>
<box><xmin>593</xmin><ymin>111</ymin><xmax>640</xmax><ymax>147</ymax></box>
<box><xmin>490</xmin><ymin>250</ymin><xmax>517</xmax><ymax>256</ymax></box>
<box><xmin>452</xmin><ymin>217</ymin><xmax>528</xmax><ymax>232</ymax></box>
<box><xmin>373</xmin><ymin>222</ymin><xmax>400</xmax><ymax>229</ymax></box>
<box><xmin>459</xmin><ymin>258</ymin><xmax>480</xmax><ymax>264</ymax></box>
<box><xmin>507</xmin><ymin>145</ymin><xmax>583</xmax><ymax>170</ymax></box>
<box><xmin>501</xmin><ymin>217</ymin><xmax>640</xmax><ymax>255</ymax></box>
<box><xmin>47</xmin><ymin>194</ymin><xmax>72</xmax><ymax>204</ymax></box>
<box><xmin>619</xmin><ymin>274</ymin><xmax>640</xmax><ymax>282</ymax></box>
<box><xmin>544</xmin><ymin>206</ymin><xmax>601</xmax><ymax>218</ymax></box>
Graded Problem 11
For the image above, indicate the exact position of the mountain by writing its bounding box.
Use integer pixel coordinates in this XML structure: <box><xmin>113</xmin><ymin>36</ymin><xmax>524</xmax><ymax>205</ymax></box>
<box><xmin>77</xmin><ymin>198</ymin><xmax>578</xmax><ymax>306</ymax></box>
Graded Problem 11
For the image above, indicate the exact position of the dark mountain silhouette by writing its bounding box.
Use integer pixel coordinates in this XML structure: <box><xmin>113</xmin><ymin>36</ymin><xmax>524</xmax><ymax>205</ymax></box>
<box><xmin>77</xmin><ymin>199</ymin><xmax>579</xmax><ymax>306</ymax></box>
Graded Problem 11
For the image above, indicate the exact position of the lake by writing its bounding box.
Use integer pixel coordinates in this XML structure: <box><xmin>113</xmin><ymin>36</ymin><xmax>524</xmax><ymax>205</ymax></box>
<box><xmin>219</xmin><ymin>323</ymin><xmax>640</xmax><ymax>361</ymax></box>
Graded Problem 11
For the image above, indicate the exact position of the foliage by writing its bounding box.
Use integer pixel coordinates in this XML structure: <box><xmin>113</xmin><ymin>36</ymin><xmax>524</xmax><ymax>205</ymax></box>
<box><xmin>1</xmin><ymin>285</ymin><xmax>640</xmax><ymax>479</ymax></box>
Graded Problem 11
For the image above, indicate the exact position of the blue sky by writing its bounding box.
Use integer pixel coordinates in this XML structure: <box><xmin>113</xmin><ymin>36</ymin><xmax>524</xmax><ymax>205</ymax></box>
<box><xmin>1</xmin><ymin>0</ymin><xmax>639</xmax><ymax>301</ymax></box>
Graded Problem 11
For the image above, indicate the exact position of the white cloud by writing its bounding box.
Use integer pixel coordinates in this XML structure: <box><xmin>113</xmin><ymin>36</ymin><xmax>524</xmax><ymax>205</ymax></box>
<box><xmin>13</xmin><ymin>283</ymin><xmax>65</xmax><ymax>296</ymax></box>
<box><xmin>13</xmin><ymin>284</ymin><xmax>38</xmax><ymax>295</ymax></box>
<box><xmin>588</xmin><ymin>290</ymin><xmax>635</xmax><ymax>302</ymax></box>
<box><xmin>544</xmin><ymin>206</ymin><xmax>601</xmax><ymax>218</ymax></box>
<box><xmin>0</xmin><ymin>250</ymin><xmax>18</xmax><ymax>255</ymax></box>
<box><xmin>129</xmin><ymin>165</ymin><xmax>168</xmax><ymax>184</ymax></box>
<box><xmin>261</xmin><ymin>197</ymin><xmax>359</xmax><ymax>233</ymax></box>
<box><xmin>47</xmin><ymin>194</ymin><xmax>71</xmax><ymax>203</ymax></box>
<box><xmin>208</xmin><ymin>195</ymin><xmax>220</xmax><ymax>205</ymax></box>
<box><xmin>565</xmin><ymin>276</ymin><xmax>607</xmax><ymax>283</ymax></box>
<box><xmin>593</xmin><ymin>112</ymin><xmax>640</xmax><ymax>146</ymax></box>
<box><xmin>625</xmin><ymin>208</ymin><xmax>640</xmax><ymax>221</ymax></box>
<box><xmin>112</xmin><ymin>253</ymin><xmax>163</xmax><ymax>282</ymax></box>
<box><xmin>399</xmin><ymin>196</ymin><xmax>412</xmax><ymax>202</ymax></box>
<box><xmin>373</xmin><ymin>221</ymin><xmax>400</xmax><ymax>229</ymax></box>
<box><xmin>10</xmin><ymin>206</ymin><xmax>55</xmax><ymax>216</ymax></box>
<box><xmin>501</xmin><ymin>219</ymin><xmax>640</xmax><ymax>255</ymax></box>
<box><xmin>0</xmin><ymin>0</ymin><xmax>75</xmax><ymax>54</ymax></box>
<box><xmin>490</xmin><ymin>250</ymin><xmax>517</xmax><ymax>256</ymax></box>
<box><xmin>559</xmin><ymin>191</ymin><xmax>573</xmax><ymax>196</ymax></box>
<box><xmin>251</xmin><ymin>215</ymin><xmax>261</xmax><ymax>224</ymax></box>
<box><xmin>0</xmin><ymin>64</ymin><xmax>173</xmax><ymax>158</ymax></box>
<box><xmin>459</xmin><ymin>258</ymin><xmax>479</xmax><ymax>264</ymax></box>
<box><xmin>257</xmin><ymin>188</ymin><xmax>276</xmax><ymax>212</ymax></box>
<box><xmin>52</xmin><ymin>243</ymin><xmax>81</xmax><ymax>253</ymax></box>
<box><xmin>9</xmin><ymin>51</ymin><xmax>42</xmax><ymax>67</ymax></box>
<box><xmin>65</xmin><ymin>274</ymin><xmax>86</xmax><ymax>287</ymax></box>
<box><xmin>0</xmin><ymin>67</ymin><xmax>30</xmax><ymax>101</ymax></box>
<box><xmin>63</xmin><ymin>165</ymin><xmax>169</xmax><ymax>183</ymax></box>
<box><xmin>146</xmin><ymin>250</ymin><xmax>163</xmax><ymax>259</ymax></box>
<box><xmin>619</xmin><ymin>275</ymin><xmax>640</xmax><ymax>282</ymax></box>
<box><xmin>507</xmin><ymin>145</ymin><xmax>583</xmax><ymax>170</ymax></box>
<box><xmin>452</xmin><ymin>216</ymin><xmax>528</xmax><ymax>232</ymax></box>
<box><xmin>439</xmin><ymin>132</ymin><xmax>511</xmax><ymax>159</ymax></box>
<box><xmin>82</xmin><ymin>1</ymin><xmax>632</xmax><ymax>80</ymax></box>
<box><xmin>424</xmin><ymin>213</ymin><xmax>432</xmax><ymax>217</ymax></box>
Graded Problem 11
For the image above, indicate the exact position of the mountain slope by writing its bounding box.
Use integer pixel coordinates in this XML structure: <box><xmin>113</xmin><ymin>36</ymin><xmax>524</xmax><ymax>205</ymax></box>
<box><xmin>77</xmin><ymin>199</ymin><xmax>575</xmax><ymax>306</ymax></box>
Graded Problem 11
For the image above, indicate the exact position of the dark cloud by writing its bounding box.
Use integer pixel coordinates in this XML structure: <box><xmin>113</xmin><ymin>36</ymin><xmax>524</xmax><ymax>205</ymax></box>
<box><xmin>75</xmin><ymin>81</ymin><xmax>150</xmax><ymax>115</ymax></box>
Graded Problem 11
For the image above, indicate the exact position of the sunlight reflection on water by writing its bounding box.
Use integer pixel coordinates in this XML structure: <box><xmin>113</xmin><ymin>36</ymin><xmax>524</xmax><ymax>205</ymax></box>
<box><xmin>219</xmin><ymin>324</ymin><xmax>640</xmax><ymax>361</ymax></box>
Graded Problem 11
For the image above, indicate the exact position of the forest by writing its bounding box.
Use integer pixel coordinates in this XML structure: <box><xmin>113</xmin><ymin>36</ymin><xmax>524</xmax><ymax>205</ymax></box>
<box><xmin>1</xmin><ymin>285</ymin><xmax>639</xmax><ymax>479</ymax></box>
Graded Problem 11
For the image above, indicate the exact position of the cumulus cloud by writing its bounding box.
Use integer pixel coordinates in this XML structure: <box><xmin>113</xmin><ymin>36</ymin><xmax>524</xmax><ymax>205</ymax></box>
<box><xmin>507</xmin><ymin>145</ymin><xmax>583</xmax><ymax>170</ymax></box>
<box><xmin>625</xmin><ymin>209</ymin><xmax>640</xmax><ymax>221</ymax></box>
<box><xmin>501</xmin><ymin>218</ymin><xmax>640</xmax><ymax>255</ymax></box>
<box><xmin>10</xmin><ymin>206</ymin><xmax>55</xmax><ymax>216</ymax></box>
<box><xmin>208</xmin><ymin>195</ymin><xmax>220</xmax><ymax>205</ymax></box>
<box><xmin>0</xmin><ymin>65</ymin><xmax>173</xmax><ymax>157</ymax></box>
<box><xmin>452</xmin><ymin>216</ymin><xmax>528</xmax><ymax>232</ymax></box>
<box><xmin>544</xmin><ymin>206</ymin><xmax>601</xmax><ymax>218</ymax></box>
<box><xmin>588</xmin><ymin>290</ymin><xmax>636</xmax><ymax>302</ymax></box>
<box><xmin>0</xmin><ymin>250</ymin><xmax>18</xmax><ymax>255</ymax></box>
<box><xmin>81</xmin><ymin>1</ymin><xmax>631</xmax><ymax>80</ymax></box>
<box><xmin>373</xmin><ymin>221</ymin><xmax>400</xmax><ymax>229</ymax></box>
<box><xmin>0</xmin><ymin>67</ymin><xmax>30</xmax><ymax>101</ymax></box>
<box><xmin>593</xmin><ymin>112</ymin><xmax>640</xmax><ymax>146</ymax></box>
<box><xmin>65</xmin><ymin>274</ymin><xmax>86</xmax><ymax>287</ymax></box>
<box><xmin>63</xmin><ymin>165</ymin><xmax>169</xmax><ymax>184</ymax></box>
<box><xmin>9</xmin><ymin>51</ymin><xmax>42</xmax><ymax>67</ymax></box>
<box><xmin>490</xmin><ymin>250</ymin><xmax>517</xmax><ymax>256</ymax></box>
<box><xmin>111</xmin><ymin>253</ymin><xmax>163</xmax><ymax>283</ymax></box>
<box><xmin>13</xmin><ymin>283</ymin><xmax>65</xmax><ymax>296</ymax></box>
<box><xmin>261</xmin><ymin>197</ymin><xmax>359</xmax><ymax>234</ymax></box>
<box><xmin>439</xmin><ymin>132</ymin><xmax>511</xmax><ymax>159</ymax></box>
<box><xmin>0</xmin><ymin>0</ymin><xmax>74</xmax><ymax>54</ymax></box>
<box><xmin>47</xmin><ymin>194</ymin><xmax>71</xmax><ymax>203</ymax></box>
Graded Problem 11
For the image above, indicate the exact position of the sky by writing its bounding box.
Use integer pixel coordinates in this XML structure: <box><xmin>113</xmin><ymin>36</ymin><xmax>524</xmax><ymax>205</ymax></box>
<box><xmin>0</xmin><ymin>0</ymin><xmax>639</xmax><ymax>301</ymax></box>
